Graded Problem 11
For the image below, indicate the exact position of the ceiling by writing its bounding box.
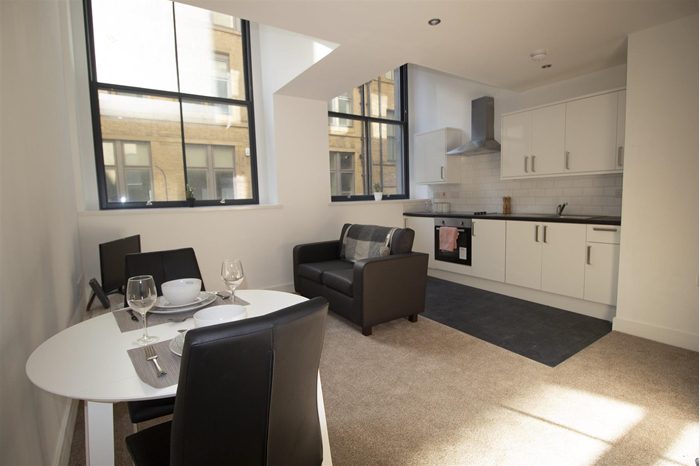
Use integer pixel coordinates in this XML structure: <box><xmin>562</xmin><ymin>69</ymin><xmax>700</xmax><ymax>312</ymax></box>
<box><xmin>185</xmin><ymin>0</ymin><xmax>697</xmax><ymax>97</ymax></box>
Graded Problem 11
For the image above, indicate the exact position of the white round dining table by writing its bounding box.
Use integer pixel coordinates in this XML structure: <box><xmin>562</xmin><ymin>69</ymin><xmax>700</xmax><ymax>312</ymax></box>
<box><xmin>26</xmin><ymin>289</ymin><xmax>332</xmax><ymax>466</ymax></box>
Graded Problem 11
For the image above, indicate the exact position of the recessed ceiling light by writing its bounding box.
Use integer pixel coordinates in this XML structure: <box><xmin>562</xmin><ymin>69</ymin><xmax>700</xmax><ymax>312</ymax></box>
<box><xmin>529</xmin><ymin>49</ymin><xmax>548</xmax><ymax>62</ymax></box>
<box><xmin>541</xmin><ymin>64</ymin><xmax>552</xmax><ymax>69</ymax></box>
<box><xmin>428</xmin><ymin>18</ymin><xmax>441</xmax><ymax>26</ymax></box>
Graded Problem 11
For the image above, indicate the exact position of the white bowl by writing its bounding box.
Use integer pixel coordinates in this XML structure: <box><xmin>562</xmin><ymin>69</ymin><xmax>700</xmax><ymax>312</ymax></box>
<box><xmin>161</xmin><ymin>278</ymin><xmax>202</xmax><ymax>306</ymax></box>
<box><xmin>194</xmin><ymin>305</ymin><xmax>246</xmax><ymax>328</ymax></box>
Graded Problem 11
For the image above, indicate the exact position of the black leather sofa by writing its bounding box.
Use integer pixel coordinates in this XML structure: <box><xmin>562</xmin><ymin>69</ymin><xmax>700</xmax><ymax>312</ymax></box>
<box><xmin>293</xmin><ymin>224</ymin><xmax>429</xmax><ymax>335</ymax></box>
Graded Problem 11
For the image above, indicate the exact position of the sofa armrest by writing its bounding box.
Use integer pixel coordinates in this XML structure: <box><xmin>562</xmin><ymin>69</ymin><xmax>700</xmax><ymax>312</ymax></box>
<box><xmin>353</xmin><ymin>252</ymin><xmax>429</xmax><ymax>327</ymax></box>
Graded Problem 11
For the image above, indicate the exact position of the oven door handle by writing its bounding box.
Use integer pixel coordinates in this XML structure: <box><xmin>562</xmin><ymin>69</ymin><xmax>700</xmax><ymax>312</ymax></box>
<box><xmin>435</xmin><ymin>227</ymin><xmax>467</xmax><ymax>232</ymax></box>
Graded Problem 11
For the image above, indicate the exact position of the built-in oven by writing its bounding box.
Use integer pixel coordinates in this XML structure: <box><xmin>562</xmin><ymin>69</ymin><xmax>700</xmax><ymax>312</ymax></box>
<box><xmin>434</xmin><ymin>217</ymin><xmax>472</xmax><ymax>266</ymax></box>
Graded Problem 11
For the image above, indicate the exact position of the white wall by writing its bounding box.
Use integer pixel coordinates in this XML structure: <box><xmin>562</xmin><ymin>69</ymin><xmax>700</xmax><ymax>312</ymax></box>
<box><xmin>410</xmin><ymin>64</ymin><xmax>626</xmax><ymax>215</ymax></box>
<box><xmin>0</xmin><ymin>1</ymin><xmax>85</xmax><ymax>464</ymax></box>
<box><xmin>613</xmin><ymin>15</ymin><xmax>698</xmax><ymax>351</ymax></box>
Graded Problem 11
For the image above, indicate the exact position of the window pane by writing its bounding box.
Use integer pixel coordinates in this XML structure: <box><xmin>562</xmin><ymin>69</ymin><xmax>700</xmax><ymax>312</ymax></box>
<box><xmin>215</xmin><ymin>170</ymin><xmax>235</xmax><ymax>198</ymax></box>
<box><xmin>182</xmin><ymin>100</ymin><xmax>252</xmax><ymax>200</ymax></box>
<box><xmin>365</xmin><ymin>70</ymin><xmax>400</xmax><ymax>120</ymax></box>
<box><xmin>91</xmin><ymin>0</ymin><xmax>178</xmax><ymax>91</ymax></box>
<box><xmin>98</xmin><ymin>90</ymin><xmax>184</xmax><ymax>202</ymax></box>
<box><xmin>370</xmin><ymin>122</ymin><xmax>403</xmax><ymax>195</ymax></box>
<box><xmin>175</xmin><ymin>3</ymin><xmax>245</xmax><ymax>100</ymax></box>
<box><xmin>124</xmin><ymin>168</ymin><xmax>152</xmax><ymax>202</ymax></box>
<box><xmin>328</xmin><ymin>91</ymin><xmax>358</xmax><ymax>116</ymax></box>
<box><xmin>340</xmin><ymin>173</ymin><xmax>354</xmax><ymax>194</ymax></box>
<box><xmin>123</xmin><ymin>142</ymin><xmax>150</xmax><ymax>166</ymax></box>
<box><xmin>185</xmin><ymin>144</ymin><xmax>208</xmax><ymax>168</ymax></box>
<box><xmin>213</xmin><ymin>146</ymin><xmax>234</xmax><ymax>168</ymax></box>
<box><xmin>339</xmin><ymin>152</ymin><xmax>353</xmax><ymax>170</ymax></box>
<box><xmin>328</xmin><ymin>119</ymin><xmax>365</xmax><ymax>195</ymax></box>
<box><xmin>330</xmin><ymin>173</ymin><xmax>337</xmax><ymax>195</ymax></box>
<box><xmin>105</xmin><ymin>167</ymin><xmax>118</xmax><ymax>202</ymax></box>
<box><xmin>102</xmin><ymin>141</ymin><xmax>115</xmax><ymax>166</ymax></box>
<box><xmin>186</xmin><ymin>169</ymin><xmax>208</xmax><ymax>199</ymax></box>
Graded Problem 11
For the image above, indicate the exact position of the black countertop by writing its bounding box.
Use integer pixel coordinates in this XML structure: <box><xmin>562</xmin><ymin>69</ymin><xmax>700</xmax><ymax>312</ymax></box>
<box><xmin>403</xmin><ymin>211</ymin><xmax>621</xmax><ymax>225</ymax></box>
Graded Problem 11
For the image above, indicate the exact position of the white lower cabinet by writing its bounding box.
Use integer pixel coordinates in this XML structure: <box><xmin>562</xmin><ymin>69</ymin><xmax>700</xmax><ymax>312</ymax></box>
<box><xmin>506</xmin><ymin>221</ymin><xmax>586</xmax><ymax>299</ymax></box>
<box><xmin>404</xmin><ymin>216</ymin><xmax>619</xmax><ymax>306</ymax></box>
<box><xmin>404</xmin><ymin>216</ymin><xmax>434</xmax><ymax>263</ymax></box>
<box><xmin>471</xmin><ymin>219</ymin><xmax>506</xmax><ymax>282</ymax></box>
<box><xmin>505</xmin><ymin>221</ymin><xmax>542</xmax><ymax>289</ymax></box>
<box><xmin>584</xmin><ymin>225</ymin><xmax>621</xmax><ymax>305</ymax></box>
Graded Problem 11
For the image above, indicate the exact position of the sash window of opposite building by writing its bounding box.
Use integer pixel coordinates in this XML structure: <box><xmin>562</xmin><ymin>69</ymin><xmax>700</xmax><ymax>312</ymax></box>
<box><xmin>327</xmin><ymin>65</ymin><xmax>408</xmax><ymax>201</ymax></box>
<box><xmin>85</xmin><ymin>0</ymin><xmax>258</xmax><ymax>208</ymax></box>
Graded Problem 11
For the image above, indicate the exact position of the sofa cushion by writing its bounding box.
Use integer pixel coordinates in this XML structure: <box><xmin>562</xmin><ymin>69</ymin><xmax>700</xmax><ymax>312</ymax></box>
<box><xmin>339</xmin><ymin>224</ymin><xmax>415</xmax><ymax>260</ymax></box>
<box><xmin>340</xmin><ymin>224</ymin><xmax>393</xmax><ymax>262</ymax></box>
<box><xmin>321</xmin><ymin>269</ymin><xmax>354</xmax><ymax>297</ymax></box>
<box><xmin>298</xmin><ymin>260</ymin><xmax>352</xmax><ymax>283</ymax></box>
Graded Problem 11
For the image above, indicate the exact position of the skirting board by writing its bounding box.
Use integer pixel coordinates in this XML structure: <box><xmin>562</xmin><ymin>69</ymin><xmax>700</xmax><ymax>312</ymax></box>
<box><xmin>429</xmin><ymin>269</ymin><xmax>616</xmax><ymax>321</ymax></box>
<box><xmin>613</xmin><ymin>317</ymin><xmax>699</xmax><ymax>352</ymax></box>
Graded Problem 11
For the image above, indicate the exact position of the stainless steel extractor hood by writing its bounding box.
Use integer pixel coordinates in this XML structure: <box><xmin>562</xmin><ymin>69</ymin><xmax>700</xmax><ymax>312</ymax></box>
<box><xmin>447</xmin><ymin>96</ymin><xmax>501</xmax><ymax>155</ymax></box>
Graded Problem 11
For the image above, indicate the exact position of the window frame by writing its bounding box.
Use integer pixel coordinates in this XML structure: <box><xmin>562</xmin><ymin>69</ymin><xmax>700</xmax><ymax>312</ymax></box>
<box><xmin>83</xmin><ymin>0</ymin><xmax>259</xmax><ymax>209</ymax></box>
<box><xmin>327</xmin><ymin>65</ymin><xmax>409</xmax><ymax>202</ymax></box>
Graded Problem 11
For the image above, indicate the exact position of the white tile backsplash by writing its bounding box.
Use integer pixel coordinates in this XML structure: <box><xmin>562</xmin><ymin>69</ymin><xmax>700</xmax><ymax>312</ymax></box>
<box><xmin>428</xmin><ymin>153</ymin><xmax>623</xmax><ymax>216</ymax></box>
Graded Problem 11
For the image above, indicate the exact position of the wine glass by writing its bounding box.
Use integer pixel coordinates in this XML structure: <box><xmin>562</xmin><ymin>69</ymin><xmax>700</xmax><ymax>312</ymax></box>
<box><xmin>126</xmin><ymin>275</ymin><xmax>158</xmax><ymax>346</ymax></box>
<box><xmin>221</xmin><ymin>259</ymin><xmax>245</xmax><ymax>302</ymax></box>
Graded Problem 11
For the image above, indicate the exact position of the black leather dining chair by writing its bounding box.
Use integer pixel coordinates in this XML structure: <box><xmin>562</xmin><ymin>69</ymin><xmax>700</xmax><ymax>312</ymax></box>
<box><xmin>125</xmin><ymin>296</ymin><xmax>328</xmax><ymax>466</ymax></box>
<box><xmin>124</xmin><ymin>247</ymin><xmax>205</xmax><ymax>425</ymax></box>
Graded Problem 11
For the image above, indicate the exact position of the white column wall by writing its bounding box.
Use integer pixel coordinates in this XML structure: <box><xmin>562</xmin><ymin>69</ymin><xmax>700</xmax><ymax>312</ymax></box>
<box><xmin>613</xmin><ymin>14</ymin><xmax>699</xmax><ymax>350</ymax></box>
<box><xmin>1</xmin><ymin>1</ymin><xmax>85</xmax><ymax>464</ymax></box>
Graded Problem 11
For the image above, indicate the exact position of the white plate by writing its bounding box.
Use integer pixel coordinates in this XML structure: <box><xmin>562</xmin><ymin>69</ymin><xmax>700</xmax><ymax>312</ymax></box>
<box><xmin>155</xmin><ymin>291</ymin><xmax>211</xmax><ymax>309</ymax></box>
<box><xmin>169</xmin><ymin>332</ymin><xmax>186</xmax><ymax>356</ymax></box>
<box><xmin>150</xmin><ymin>292</ymin><xmax>216</xmax><ymax>314</ymax></box>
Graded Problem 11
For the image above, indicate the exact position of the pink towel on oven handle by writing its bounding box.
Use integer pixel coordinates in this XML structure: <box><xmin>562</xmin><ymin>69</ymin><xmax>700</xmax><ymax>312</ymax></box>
<box><xmin>439</xmin><ymin>226</ymin><xmax>459</xmax><ymax>252</ymax></box>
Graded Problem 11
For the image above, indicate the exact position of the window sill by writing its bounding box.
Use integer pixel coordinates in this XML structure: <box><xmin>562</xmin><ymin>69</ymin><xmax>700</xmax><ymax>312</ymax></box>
<box><xmin>328</xmin><ymin>199</ymin><xmax>426</xmax><ymax>207</ymax></box>
<box><xmin>78</xmin><ymin>203</ymin><xmax>282</xmax><ymax>217</ymax></box>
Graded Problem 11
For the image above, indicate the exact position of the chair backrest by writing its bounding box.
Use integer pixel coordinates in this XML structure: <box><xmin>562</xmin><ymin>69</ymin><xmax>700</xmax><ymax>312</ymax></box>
<box><xmin>99</xmin><ymin>234</ymin><xmax>141</xmax><ymax>294</ymax></box>
<box><xmin>123</xmin><ymin>248</ymin><xmax>204</xmax><ymax>300</ymax></box>
<box><xmin>170</xmin><ymin>297</ymin><xmax>328</xmax><ymax>466</ymax></box>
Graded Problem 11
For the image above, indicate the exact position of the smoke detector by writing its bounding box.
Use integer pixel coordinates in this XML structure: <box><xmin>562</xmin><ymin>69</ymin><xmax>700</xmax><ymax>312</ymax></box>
<box><xmin>529</xmin><ymin>49</ymin><xmax>548</xmax><ymax>62</ymax></box>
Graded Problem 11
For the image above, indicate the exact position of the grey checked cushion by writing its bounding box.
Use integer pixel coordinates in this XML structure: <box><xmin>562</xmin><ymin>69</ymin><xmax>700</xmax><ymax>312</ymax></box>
<box><xmin>340</xmin><ymin>224</ymin><xmax>397</xmax><ymax>262</ymax></box>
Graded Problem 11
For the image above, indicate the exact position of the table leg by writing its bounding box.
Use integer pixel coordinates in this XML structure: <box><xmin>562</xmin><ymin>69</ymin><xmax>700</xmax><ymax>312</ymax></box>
<box><xmin>85</xmin><ymin>401</ymin><xmax>115</xmax><ymax>466</ymax></box>
<box><xmin>318</xmin><ymin>374</ymin><xmax>333</xmax><ymax>465</ymax></box>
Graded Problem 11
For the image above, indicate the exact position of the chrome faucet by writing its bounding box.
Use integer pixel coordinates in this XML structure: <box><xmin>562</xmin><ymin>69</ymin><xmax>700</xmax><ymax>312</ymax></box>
<box><xmin>556</xmin><ymin>202</ymin><xmax>568</xmax><ymax>216</ymax></box>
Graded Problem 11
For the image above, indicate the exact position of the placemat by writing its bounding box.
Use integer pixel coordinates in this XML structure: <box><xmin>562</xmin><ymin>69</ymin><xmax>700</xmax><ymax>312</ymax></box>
<box><xmin>112</xmin><ymin>295</ymin><xmax>249</xmax><ymax>333</ymax></box>
<box><xmin>127</xmin><ymin>339</ymin><xmax>181</xmax><ymax>388</ymax></box>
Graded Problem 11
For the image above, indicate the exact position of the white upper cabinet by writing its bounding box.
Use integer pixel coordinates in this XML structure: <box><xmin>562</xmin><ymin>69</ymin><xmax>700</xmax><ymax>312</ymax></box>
<box><xmin>501</xmin><ymin>112</ymin><xmax>532</xmax><ymax>178</ymax></box>
<box><xmin>616</xmin><ymin>90</ymin><xmax>626</xmax><ymax>169</ymax></box>
<box><xmin>501</xmin><ymin>89</ymin><xmax>625</xmax><ymax>179</ymax></box>
<box><xmin>565</xmin><ymin>92</ymin><xmax>619</xmax><ymax>173</ymax></box>
<box><xmin>531</xmin><ymin>104</ymin><xmax>566</xmax><ymax>175</ymax></box>
<box><xmin>414</xmin><ymin>128</ymin><xmax>463</xmax><ymax>184</ymax></box>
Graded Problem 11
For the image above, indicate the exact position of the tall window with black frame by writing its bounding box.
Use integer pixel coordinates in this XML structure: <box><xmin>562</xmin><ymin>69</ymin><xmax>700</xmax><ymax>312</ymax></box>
<box><xmin>85</xmin><ymin>0</ymin><xmax>258</xmax><ymax>208</ymax></box>
<box><xmin>327</xmin><ymin>66</ymin><xmax>409</xmax><ymax>201</ymax></box>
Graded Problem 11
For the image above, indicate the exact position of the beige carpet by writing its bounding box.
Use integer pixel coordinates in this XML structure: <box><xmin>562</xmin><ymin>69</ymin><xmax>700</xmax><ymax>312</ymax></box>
<box><xmin>70</xmin><ymin>314</ymin><xmax>698</xmax><ymax>466</ymax></box>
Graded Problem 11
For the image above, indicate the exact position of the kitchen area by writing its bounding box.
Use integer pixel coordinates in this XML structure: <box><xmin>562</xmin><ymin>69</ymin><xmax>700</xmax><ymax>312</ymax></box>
<box><xmin>405</xmin><ymin>68</ymin><xmax>625</xmax><ymax>322</ymax></box>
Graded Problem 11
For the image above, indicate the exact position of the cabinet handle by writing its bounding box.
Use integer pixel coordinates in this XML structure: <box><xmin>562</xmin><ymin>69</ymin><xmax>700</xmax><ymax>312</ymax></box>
<box><xmin>543</xmin><ymin>225</ymin><xmax>547</xmax><ymax>243</ymax></box>
<box><xmin>524</xmin><ymin>156</ymin><xmax>528</xmax><ymax>173</ymax></box>
<box><xmin>565</xmin><ymin>151</ymin><xmax>570</xmax><ymax>170</ymax></box>
<box><xmin>531</xmin><ymin>155</ymin><xmax>536</xmax><ymax>172</ymax></box>
<box><xmin>617</xmin><ymin>146</ymin><xmax>624</xmax><ymax>167</ymax></box>
<box><xmin>535</xmin><ymin>224</ymin><xmax>539</xmax><ymax>242</ymax></box>
<box><xmin>586</xmin><ymin>245</ymin><xmax>592</xmax><ymax>265</ymax></box>
<box><xmin>593</xmin><ymin>227</ymin><xmax>618</xmax><ymax>232</ymax></box>
<box><xmin>440</xmin><ymin>166</ymin><xmax>444</xmax><ymax>180</ymax></box>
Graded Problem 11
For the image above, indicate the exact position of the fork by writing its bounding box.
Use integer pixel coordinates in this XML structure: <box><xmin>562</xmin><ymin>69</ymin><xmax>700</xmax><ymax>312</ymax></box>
<box><xmin>145</xmin><ymin>345</ymin><xmax>166</xmax><ymax>377</ymax></box>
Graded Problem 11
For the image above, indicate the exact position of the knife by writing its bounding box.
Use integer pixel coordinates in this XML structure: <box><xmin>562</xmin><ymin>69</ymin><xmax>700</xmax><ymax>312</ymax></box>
<box><xmin>112</xmin><ymin>305</ymin><xmax>139</xmax><ymax>321</ymax></box>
